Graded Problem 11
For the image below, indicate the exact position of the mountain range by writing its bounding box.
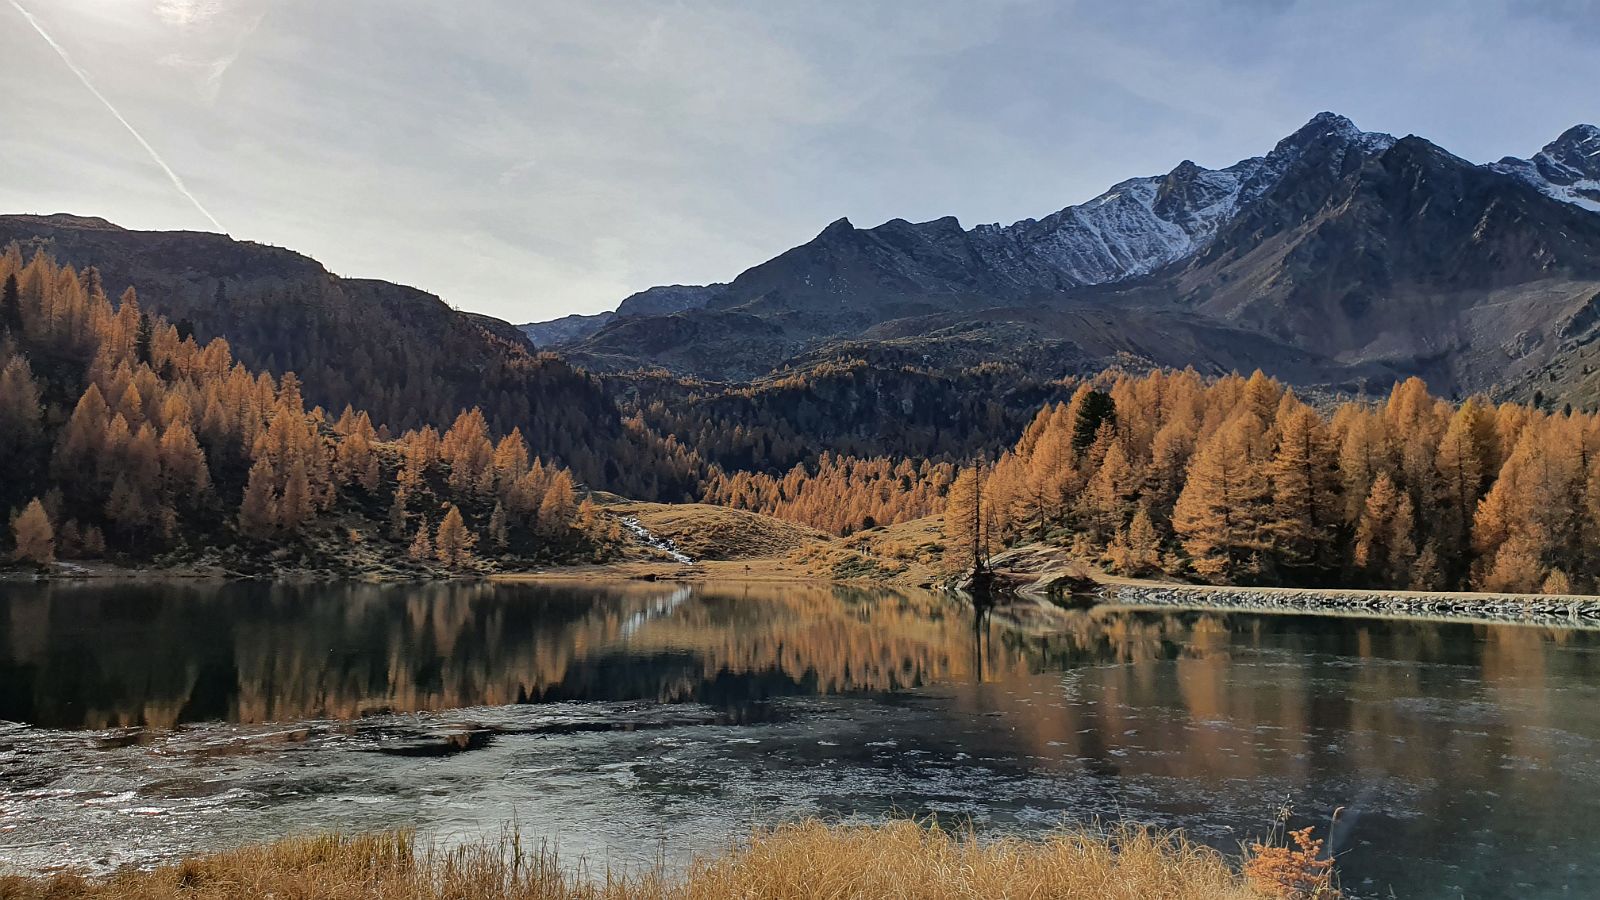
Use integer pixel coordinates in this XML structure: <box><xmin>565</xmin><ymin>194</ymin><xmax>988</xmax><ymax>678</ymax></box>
<box><xmin>524</xmin><ymin>113</ymin><xmax>1600</xmax><ymax>403</ymax></box>
<box><xmin>4</xmin><ymin>111</ymin><xmax>1600</xmax><ymax>496</ymax></box>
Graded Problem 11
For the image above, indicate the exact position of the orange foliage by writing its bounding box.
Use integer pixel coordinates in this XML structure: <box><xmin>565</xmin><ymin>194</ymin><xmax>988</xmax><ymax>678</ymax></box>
<box><xmin>1243</xmin><ymin>826</ymin><xmax>1339</xmax><ymax>899</ymax></box>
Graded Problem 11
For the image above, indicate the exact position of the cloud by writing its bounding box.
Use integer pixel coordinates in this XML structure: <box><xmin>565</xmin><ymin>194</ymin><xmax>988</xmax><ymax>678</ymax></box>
<box><xmin>158</xmin><ymin>51</ymin><xmax>236</xmax><ymax>103</ymax></box>
<box><xmin>155</xmin><ymin>0</ymin><xmax>224</xmax><ymax>27</ymax></box>
<box><xmin>155</xmin><ymin>4</ymin><xmax>265</xmax><ymax>104</ymax></box>
<box><xmin>497</xmin><ymin>159</ymin><xmax>539</xmax><ymax>186</ymax></box>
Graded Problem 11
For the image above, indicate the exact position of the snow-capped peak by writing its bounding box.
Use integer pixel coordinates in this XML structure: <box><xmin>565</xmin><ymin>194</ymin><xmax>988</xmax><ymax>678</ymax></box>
<box><xmin>963</xmin><ymin>112</ymin><xmax>1396</xmax><ymax>289</ymax></box>
<box><xmin>1489</xmin><ymin>123</ymin><xmax>1600</xmax><ymax>213</ymax></box>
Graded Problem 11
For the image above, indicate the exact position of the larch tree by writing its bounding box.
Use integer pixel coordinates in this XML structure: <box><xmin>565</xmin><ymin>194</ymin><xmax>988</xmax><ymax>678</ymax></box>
<box><xmin>239</xmin><ymin>457</ymin><xmax>278</xmax><ymax>538</ymax></box>
<box><xmin>1336</xmin><ymin>409</ymin><xmax>1391</xmax><ymax>526</ymax></box>
<box><xmin>0</xmin><ymin>354</ymin><xmax>43</xmax><ymax>474</ymax></box>
<box><xmin>11</xmin><ymin>497</ymin><xmax>54</xmax><ymax>565</ymax></box>
<box><xmin>943</xmin><ymin>465</ymin><xmax>991</xmax><ymax>574</ymax></box>
<box><xmin>1433</xmin><ymin>402</ymin><xmax>1485</xmax><ymax>582</ymax></box>
<box><xmin>278</xmin><ymin>458</ymin><xmax>314</xmax><ymax>532</ymax></box>
<box><xmin>408</xmin><ymin>515</ymin><xmax>433</xmax><ymax>560</ymax></box>
<box><xmin>1543</xmin><ymin>568</ymin><xmax>1573</xmax><ymax>596</ymax></box>
<box><xmin>1172</xmin><ymin>415</ymin><xmax>1270</xmax><ymax>581</ymax></box>
<box><xmin>1388</xmin><ymin>377</ymin><xmax>1444</xmax><ymax>508</ymax></box>
<box><xmin>576</xmin><ymin>497</ymin><xmax>610</xmax><ymax>543</ymax></box>
<box><xmin>1025</xmin><ymin>403</ymin><xmax>1077</xmax><ymax>528</ymax></box>
<box><xmin>1108</xmin><ymin>504</ymin><xmax>1161</xmax><ymax>576</ymax></box>
<box><xmin>536</xmin><ymin>469</ymin><xmax>577</xmax><ymax>537</ymax></box>
<box><xmin>1241</xmin><ymin>369</ymin><xmax>1283</xmax><ymax>429</ymax></box>
<box><xmin>1353</xmin><ymin>472</ymin><xmax>1399</xmax><ymax>581</ymax></box>
<box><xmin>158</xmin><ymin>421</ymin><xmax>210</xmax><ymax>502</ymax></box>
<box><xmin>435</xmin><ymin>504</ymin><xmax>476</xmax><ymax>568</ymax></box>
<box><xmin>1081</xmin><ymin>439</ymin><xmax>1136</xmax><ymax>541</ymax></box>
<box><xmin>1147</xmin><ymin>417</ymin><xmax>1197</xmax><ymax>511</ymax></box>
<box><xmin>488</xmin><ymin>501</ymin><xmax>510</xmax><ymax>550</ymax></box>
<box><xmin>1472</xmin><ymin>424</ymin><xmax>1581</xmax><ymax>592</ymax></box>
<box><xmin>1477</xmin><ymin>529</ymin><xmax>1547</xmax><ymax>594</ymax></box>
<box><xmin>442</xmin><ymin>409</ymin><xmax>495</xmax><ymax>495</ymax></box>
<box><xmin>492</xmin><ymin>429</ymin><xmax>532</xmax><ymax>493</ymax></box>
<box><xmin>1266</xmin><ymin>405</ymin><xmax>1341</xmax><ymax>574</ymax></box>
<box><xmin>52</xmin><ymin>384</ymin><xmax>111</xmax><ymax>485</ymax></box>
<box><xmin>335</xmin><ymin>411</ymin><xmax>380</xmax><ymax>492</ymax></box>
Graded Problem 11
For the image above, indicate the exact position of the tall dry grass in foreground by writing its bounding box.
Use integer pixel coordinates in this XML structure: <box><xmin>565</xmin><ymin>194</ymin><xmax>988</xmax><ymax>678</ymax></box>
<box><xmin>0</xmin><ymin>820</ymin><xmax>1308</xmax><ymax>899</ymax></box>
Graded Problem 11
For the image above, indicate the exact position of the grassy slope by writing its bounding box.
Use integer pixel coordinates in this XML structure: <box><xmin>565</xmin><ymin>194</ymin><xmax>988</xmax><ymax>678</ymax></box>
<box><xmin>614</xmin><ymin>502</ymin><xmax>832</xmax><ymax>561</ymax></box>
<box><xmin>516</xmin><ymin>501</ymin><xmax>958</xmax><ymax>586</ymax></box>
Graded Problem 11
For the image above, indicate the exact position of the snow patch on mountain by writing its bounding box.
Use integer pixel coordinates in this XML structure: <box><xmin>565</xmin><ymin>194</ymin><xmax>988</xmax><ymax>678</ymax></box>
<box><xmin>1491</xmin><ymin>124</ymin><xmax>1600</xmax><ymax>213</ymax></box>
<box><xmin>966</xmin><ymin>112</ymin><xmax>1396</xmax><ymax>289</ymax></box>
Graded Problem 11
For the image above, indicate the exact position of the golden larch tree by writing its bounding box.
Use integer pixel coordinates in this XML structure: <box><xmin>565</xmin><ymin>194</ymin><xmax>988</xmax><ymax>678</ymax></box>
<box><xmin>239</xmin><ymin>457</ymin><xmax>278</xmax><ymax>538</ymax></box>
<box><xmin>435</xmin><ymin>504</ymin><xmax>476</xmax><ymax>568</ymax></box>
<box><xmin>1172</xmin><ymin>415</ymin><xmax>1270</xmax><ymax>581</ymax></box>
<box><xmin>408</xmin><ymin>515</ymin><xmax>433</xmax><ymax>561</ymax></box>
<box><xmin>943</xmin><ymin>465</ymin><xmax>992</xmax><ymax>574</ymax></box>
<box><xmin>1266</xmin><ymin>404</ymin><xmax>1341</xmax><ymax>573</ymax></box>
<box><xmin>11</xmin><ymin>497</ymin><xmax>54</xmax><ymax>565</ymax></box>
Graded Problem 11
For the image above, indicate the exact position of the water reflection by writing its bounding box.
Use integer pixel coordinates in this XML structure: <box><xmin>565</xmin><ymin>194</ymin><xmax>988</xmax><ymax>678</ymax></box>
<box><xmin>6</xmin><ymin>581</ymin><xmax>1600</xmax><ymax>735</ymax></box>
<box><xmin>5</xmin><ymin>581</ymin><xmax>1600</xmax><ymax>896</ymax></box>
<box><xmin>2</xmin><ymin>581</ymin><xmax>1007</xmax><ymax>729</ymax></box>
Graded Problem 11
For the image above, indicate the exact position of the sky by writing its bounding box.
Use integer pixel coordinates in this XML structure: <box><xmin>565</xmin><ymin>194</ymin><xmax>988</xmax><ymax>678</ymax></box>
<box><xmin>1</xmin><ymin>1</ymin><xmax>1597</xmax><ymax>323</ymax></box>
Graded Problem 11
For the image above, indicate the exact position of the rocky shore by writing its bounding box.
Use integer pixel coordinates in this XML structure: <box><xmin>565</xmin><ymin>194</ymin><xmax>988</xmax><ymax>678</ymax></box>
<box><xmin>1101</xmin><ymin>583</ymin><xmax>1600</xmax><ymax>628</ymax></box>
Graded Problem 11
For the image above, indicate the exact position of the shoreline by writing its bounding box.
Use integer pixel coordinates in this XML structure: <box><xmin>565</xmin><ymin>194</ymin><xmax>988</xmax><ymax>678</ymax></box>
<box><xmin>13</xmin><ymin>560</ymin><xmax>1600</xmax><ymax>630</ymax></box>
<box><xmin>1097</xmin><ymin>581</ymin><xmax>1600</xmax><ymax>629</ymax></box>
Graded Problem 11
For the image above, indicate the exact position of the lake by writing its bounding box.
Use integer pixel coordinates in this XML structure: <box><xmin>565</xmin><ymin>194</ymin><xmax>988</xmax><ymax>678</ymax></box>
<box><xmin>3</xmin><ymin>579</ymin><xmax>1599</xmax><ymax>898</ymax></box>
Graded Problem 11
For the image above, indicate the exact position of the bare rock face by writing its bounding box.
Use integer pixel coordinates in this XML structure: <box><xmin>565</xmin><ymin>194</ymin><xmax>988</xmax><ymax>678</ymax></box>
<box><xmin>520</xmin><ymin>311</ymin><xmax>614</xmax><ymax>347</ymax></box>
<box><xmin>519</xmin><ymin>284</ymin><xmax>725</xmax><ymax>347</ymax></box>
<box><xmin>616</xmin><ymin>283</ymin><xmax>726</xmax><ymax>317</ymax></box>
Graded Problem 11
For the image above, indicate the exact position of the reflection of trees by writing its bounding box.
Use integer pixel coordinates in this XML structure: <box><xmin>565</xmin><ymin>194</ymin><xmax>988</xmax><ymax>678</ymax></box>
<box><xmin>5</xmin><ymin>582</ymin><xmax>1025</xmax><ymax>729</ymax></box>
<box><xmin>8</xmin><ymin>583</ymin><xmax>1600</xmax><ymax>750</ymax></box>
<box><xmin>963</xmin><ymin>613</ymin><xmax>1600</xmax><ymax>799</ymax></box>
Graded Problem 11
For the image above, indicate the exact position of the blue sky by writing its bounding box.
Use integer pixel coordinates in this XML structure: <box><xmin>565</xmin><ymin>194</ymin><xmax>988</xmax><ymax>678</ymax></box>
<box><xmin>2</xmin><ymin>0</ymin><xmax>1595</xmax><ymax>322</ymax></box>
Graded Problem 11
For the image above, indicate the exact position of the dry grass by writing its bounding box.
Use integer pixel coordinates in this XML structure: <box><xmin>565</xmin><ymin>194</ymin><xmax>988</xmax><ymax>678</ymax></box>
<box><xmin>789</xmin><ymin>515</ymin><xmax>949</xmax><ymax>585</ymax></box>
<box><xmin>0</xmin><ymin>820</ymin><xmax>1276</xmax><ymax>900</ymax></box>
<box><xmin>616</xmin><ymin>502</ymin><xmax>832</xmax><ymax>561</ymax></box>
<box><xmin>688</xmin><ymin>820</ymin><xmax>1265</xmax><ymax>899</ymax></box>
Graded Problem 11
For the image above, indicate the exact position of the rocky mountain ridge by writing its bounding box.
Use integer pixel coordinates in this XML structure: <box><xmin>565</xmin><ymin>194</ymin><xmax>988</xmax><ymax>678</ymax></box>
<box><xmin>528</xmin><ymin>113</ymin><xmax>1600</xmax><ymax>406</ymax></box>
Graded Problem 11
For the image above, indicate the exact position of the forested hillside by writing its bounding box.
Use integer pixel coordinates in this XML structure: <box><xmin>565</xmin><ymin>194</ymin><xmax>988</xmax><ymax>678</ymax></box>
<box><xmin>0</xmin><ymin>250</ymin><xmax>622</xmax><ymax>575</ymax></box>
<box><xmin>698</xmin><ymin>366</ymin><xmax>1600</xmax><ymax>594</ymax></box>
<box><xmin>618</xmin><ymin>359</ymin><xmax>1072</xmax><ymax>473</ymax></box>
<box><xmin>955</xmin><ymin>370</ymin><xmax>1600</xmax><ymax>594</ymax></box>
<box><xmin>0</xmin><ymin>216</ymin><xmax>701</xmax><ymax>502</ymax></box>
<box><xmin>5</xmin><ymin>227</ymin><xmax>1600</xmax><ymax>595</ymax></box>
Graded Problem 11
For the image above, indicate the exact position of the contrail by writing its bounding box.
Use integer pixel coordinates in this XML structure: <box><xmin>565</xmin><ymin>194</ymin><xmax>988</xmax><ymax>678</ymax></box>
<box><xmin>8</xmin><ymin>0</ymin><xmax>227</xmax><ymax>233</ymax></box>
